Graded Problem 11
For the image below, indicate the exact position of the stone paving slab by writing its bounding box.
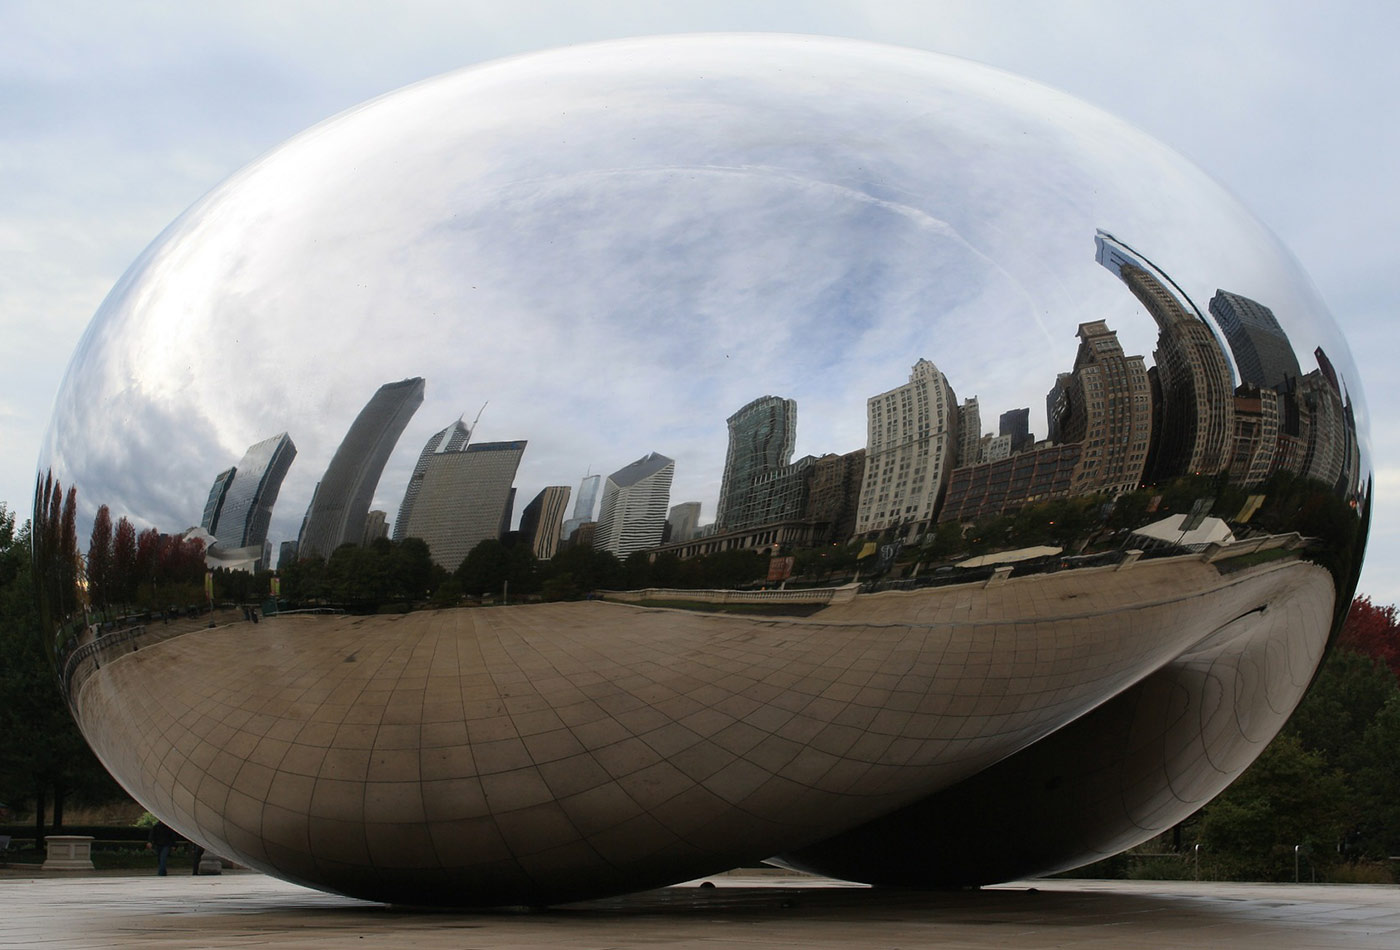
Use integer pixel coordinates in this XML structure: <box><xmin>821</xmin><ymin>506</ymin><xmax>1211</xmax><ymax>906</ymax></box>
<box><xmin>0</xmin><ymin>871</ymin><xmax>1397</xmax><ymax>949</ymax></box>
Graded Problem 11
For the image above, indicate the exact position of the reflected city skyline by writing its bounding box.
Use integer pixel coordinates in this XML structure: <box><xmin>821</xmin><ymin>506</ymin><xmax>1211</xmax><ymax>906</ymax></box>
<box><xmin>104</xmin><ymin>228</ymin><xmax>1362</xmax><ymax>580</ymax></box>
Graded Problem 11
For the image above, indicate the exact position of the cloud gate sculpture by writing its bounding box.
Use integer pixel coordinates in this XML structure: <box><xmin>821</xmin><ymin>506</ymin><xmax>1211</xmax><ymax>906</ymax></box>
<box><xmin>34</xmin><ymin>35</ymin><xmax>1368</xmax><ymax>905</ymax></box>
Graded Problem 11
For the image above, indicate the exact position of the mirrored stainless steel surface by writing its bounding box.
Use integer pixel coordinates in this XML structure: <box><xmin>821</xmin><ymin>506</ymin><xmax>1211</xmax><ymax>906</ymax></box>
<box><xmin>32</xmin><ymin>35</ymin><xmax>1368</xmax><ymax>905</ymax></box>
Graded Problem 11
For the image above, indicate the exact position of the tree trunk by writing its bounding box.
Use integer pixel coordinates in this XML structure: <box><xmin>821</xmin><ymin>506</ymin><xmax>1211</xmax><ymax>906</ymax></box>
<box><xmin>52</xmin><ymin>785</ymin><xmax>65</xmax><ymax>832</ymax></box>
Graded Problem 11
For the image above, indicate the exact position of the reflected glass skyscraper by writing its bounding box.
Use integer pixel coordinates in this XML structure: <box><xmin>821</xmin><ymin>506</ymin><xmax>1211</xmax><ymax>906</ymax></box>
<box><xmin>561</xmin><ymin>473</ymin><xmax>601</xmax><ymax>540</ymax></box>
<box><xmin>716</xmin><ymin>396</ymin><xmax>796</xmax><ymax>531</ymax></box>
<box><xmin>1209</xmin><ymin>290</ymin><xmax>1301</xmax><ymax>391</ymax></box>
<box><xmin>298</xmin><ymin>377</ymin><xmax>424</xmax><ymax>559</ymax></box>
<box><xmin>200</xmin><ymin>467</ymin><xmax>236</xmax><ymax>536</ymax></box>
<box><xmin>214</xmin><ymin>432</ymin><xmax>297</xmax><ymax>549</ymax></box>
<box><xmin>667</xmin><ymin>501</ymin><xmax>701</xmax><ymax>543</ymax></box>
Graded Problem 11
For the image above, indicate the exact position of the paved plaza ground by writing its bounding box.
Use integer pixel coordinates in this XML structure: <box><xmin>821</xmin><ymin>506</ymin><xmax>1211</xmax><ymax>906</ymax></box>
<box><xmin>0</xmin><ymin>869</ymin><xmax>1396</xmax><ymax>949</ymax></box>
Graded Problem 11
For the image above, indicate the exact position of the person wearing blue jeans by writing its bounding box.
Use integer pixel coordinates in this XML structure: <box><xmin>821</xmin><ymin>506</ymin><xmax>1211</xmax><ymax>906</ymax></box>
<box><xmin>147</xmin><ymin>821</ymin><xmax>177</xmax><ymax>876</ymax></box>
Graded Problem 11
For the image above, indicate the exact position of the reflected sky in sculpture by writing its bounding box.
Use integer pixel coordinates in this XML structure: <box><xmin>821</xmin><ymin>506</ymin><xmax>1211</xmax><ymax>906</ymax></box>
<box><xmin>39</xmin><ymin>35</ymin><xmax>1364</xmax><ymax>545</ymax></box>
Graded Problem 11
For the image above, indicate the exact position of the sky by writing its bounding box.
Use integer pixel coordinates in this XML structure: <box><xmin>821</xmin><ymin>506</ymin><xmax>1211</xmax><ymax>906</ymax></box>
<box><xmin>3</xmin><ymin>1</ymin><xmax>1397</xmax><ymax>599</ymax></box>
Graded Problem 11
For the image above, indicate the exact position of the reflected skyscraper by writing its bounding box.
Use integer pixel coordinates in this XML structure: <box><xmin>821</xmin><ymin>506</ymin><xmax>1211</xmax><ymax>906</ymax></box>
<box><xmin>363</xmin><ymin>510</ymin><xmax>388</xmax><ymax>544</ymax></box>
<box><xmin>402</xmin><ymin>440</ymin><xmax>527</xmax><ymax>570</ymax></box>
<box><xmin>394</xmin><ymin>418</ymin><xmax>472</xmax><ymax>541</ymax></box>
<box><xmin>298</xmin><ymin>377</ymin><xmax>425</xmax><ymax>559</ymax></box>
<box><xmin>667</xmin><ymin>501</ymin><xmax>701</xmax><ymax>543</ymax></box>
<box><xmin>200</xmin><ymin>467</ymin><xmax>235</xmax><ymax>536</ymax></box>
<box><xmin>594</xmin><ymin>452</ymin><xmax>674</xmax><ymax>558</ymax></box>
<box><xmin>1096</xmin><ymin>231</ymin><xmax>1233</xmax><ymax>480</ymax></box>
<box><xmin>803</xmin><ymin>449</ymin><xmax>865</xmax><ymax>543</ymax></box>
<box><xmin>717</xmin><ymin>396</ymin><xmax>797</xmax><ymax>531</ymax></box>
<box><xmin>1056</xmin><ymin>321</ymin><xmax>1152</xmax><ymax>495</ymax></box>
<box><xmin>212</xmin><ymin>432</ymin><xmax>297</xmax><ymax>550</ymax></box>
<box><xmin>519</xmin><ymin>485</ymin><xmax>572</xmax><ymax>560</ymax></box>
<box><xmin>998</xmin><ymin>407</ymin><xmax>1032</xmax><ymax>454</ymax></box>
<box><xmin>957</xmin><ymin>398</ymin><xmax>982</xmax><ymax>466</ymax></box>
<box><xmin>1209</xmin><ymin>290</ymin><xmax>1301</xmax><ymax>390</ymax></box>
<box><xmin>561</xmin><ymin>473</ymin><xmax>601</xmax><ymax>540</ymax></box>
<box><xmin>854</xmin><ymin>359</ymin><xmax>959</xmax><ymax>539</ymax></box>
<box><xmin>1229</xmin><ymin>385</ymin><xmax>1282</xmax><ymax>485</ymax></box>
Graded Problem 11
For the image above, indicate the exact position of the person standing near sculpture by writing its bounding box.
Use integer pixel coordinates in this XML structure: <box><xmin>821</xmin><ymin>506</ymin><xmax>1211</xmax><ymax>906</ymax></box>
<box><xmin>146</xmin><ymin>821</ymin><xmax>176</xmax><ymax>876</ymax></box>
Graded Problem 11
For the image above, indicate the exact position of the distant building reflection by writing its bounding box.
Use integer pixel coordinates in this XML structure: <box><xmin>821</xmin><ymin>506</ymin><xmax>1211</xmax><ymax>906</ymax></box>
<box><xmin>297</xmin><ymin>377</ymin><xmax>424</xmax><ymax>560</ymax></box>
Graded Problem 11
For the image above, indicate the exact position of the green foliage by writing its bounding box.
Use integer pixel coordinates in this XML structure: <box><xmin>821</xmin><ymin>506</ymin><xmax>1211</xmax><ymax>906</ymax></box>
<box><xmin>541</xmin><ymin>545</ymin><xmax>623</xmax><ymax>597</ymax></box>
<box><xmin>456</xmin><ymin>538</ymin><xmax>539</xmax><ymax>597</ymax></box>
<box><xmin>1284</xmin><ymin>648</ymin><xmax>1397</xmax><ymax>775</ymax></box>
<box><xmin>0</xmin><ymin>505</ymin><xmax>128</xmax><ymax>838</ymax></box>
<box><xmin>1199</xmin><ymin>733</ymin><xmax>1348</xmax><ymax>881</ymax></box>
<box><xmin>278</xmin><ymin>536</ymin><xmax>437</xmax><ymax>610</ymax></box>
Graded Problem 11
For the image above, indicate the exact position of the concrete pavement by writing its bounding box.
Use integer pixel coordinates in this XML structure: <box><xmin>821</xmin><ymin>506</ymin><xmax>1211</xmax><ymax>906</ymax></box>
<box><xmin>1</xmin><ymin>870</ymin><xmax>1397</xmax><ymax>948</ymax></box>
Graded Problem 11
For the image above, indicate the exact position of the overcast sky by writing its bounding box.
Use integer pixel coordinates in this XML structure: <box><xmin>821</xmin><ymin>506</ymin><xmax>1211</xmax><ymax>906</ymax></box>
<box><xmin>3</xmin><ymin>1</ymin><xmax>1397</xmax><ymax>599</ymax></box>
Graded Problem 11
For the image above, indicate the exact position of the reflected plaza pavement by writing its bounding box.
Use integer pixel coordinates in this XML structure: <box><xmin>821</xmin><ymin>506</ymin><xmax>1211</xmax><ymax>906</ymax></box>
<box><xmin>0</xmin><ymin>871</ymin><xmax>1397</xmax><ymax>950</ymax></box>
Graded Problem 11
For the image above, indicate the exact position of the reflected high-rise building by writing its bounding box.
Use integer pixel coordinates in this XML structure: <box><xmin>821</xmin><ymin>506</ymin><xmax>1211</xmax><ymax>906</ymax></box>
<box><xmin>1296</xmin><ymin>369</ymin><xmax>1348</xmax><ymax>490</ymax></box>
<box><xmin>277</xmin><ymin>540</ymin><xmax>298</xmax><ymax>571</ymax></box>
<box><xmin>401</xmin><ymin>440</ymin><xmax>527</xmax><ymax>570</ymax></box>
<box><xmin>666</xmin><ymin>501</ymin><xmax>702</xmax><ymax>544</ymax></box>
<box><xmin>999</xmin><ymin>407</ymin><xmax>1032</xmax><ymax>454</ymax></box>
<box><xmin>1096</xmin><ymin>231</ymin><xmax>1233</xmax><ymax>481</ymax></box>
<box><xmin>855</xmin><ymin>358</ymin><xmax>959</xmax><ymax>539</ymax></box>
<box><xmin>363</xmin><ymin>510</ymin><xmax>388</xmax><ymax>544</ymax></box>
<box><xmin>298</xmin><ymin>377</ymin><xmax>425</xmax><ymax>559</ymax></box>
<box><xmin>201</xmin><ymin>467</ymin><xmax>236</xmax><ymax>536</ymax></box>
<box><xmin>803</xmin><ymin>449</ymin><xmax>865</xmax><ymax>543</ymax></box>
<box><xmin>1208</xmin><ymin>291</ymin><xmax>1301</xmax><ymax>390</ymax></box>
<box><xmin>1045</xmin><ymin>373</ymin><xmax>1072</xmax><ymax>444</ymax></box>
<box><xmin>213</xmin><ymin>432</ymin><xmax>297</xmax><ymax>550</ymax></box>
<box><xmin>519</xmin><ymin>485</ymin><xmax>572</xmax><ymax>560</ymax></box>
<box><xmin>1230</xmin><ymin>385</ymin><xmax>1281</xmax><ymax>485</ymax></box>
<box><xmin>594</xmin><ymin>452</ymin><xmax>674</xmax><ymax>558</ymax></box>
<box><xmin>717</xmin><ymin>396</ymin><xmax>798</xmax><ymax>531</ymax></box>
<box><xmin>1055</xmin><ymin>321</ymin><xmax>1153</xmax><ymax>495</ymax></box>
<box><xmin>561</xmin><ymin>473</ymin><xmax>601</xmax><ymax>541</ymax></box>
<box><xmin>957</xmin><ymin>398</ymin><xmax>982</xmax><ymax>467</ymax></box>
<box><xmin>393</xmin><ymin>418</ymin><xmax>472</xmax><ymax>542</ymax></box>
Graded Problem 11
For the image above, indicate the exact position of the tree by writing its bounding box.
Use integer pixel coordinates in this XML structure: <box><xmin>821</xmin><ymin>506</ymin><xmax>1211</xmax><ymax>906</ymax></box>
<box><xmin>1198</xmin><ymin>733</ymin><xmax>1348</xmax><ymax>881</ymax></box>
<box><xmin>112</xmin><ymin>516</ymin><xmax>137</xmax><ymax>606</ymax></box>
<box><xmin>0</xmin><ymin>505</ymin><xmax>126</xmax><ymax>847</ymax></box>
<box><xmin>1337</xmin><ymin>597</ymin><xmax>1400</xmax><ymax>681</ymax></box>
<box><xmin>86</xmin><ymin>505</ymin><xmax>113</xmax><ymax>613</ymax></box>
<box><xmin>1284</xmin><ymin>647</ymin><xmax>1398</xmax><ymax>776</ymax></box>
<box><xmin>457</xmin><ymin>539</ymin><xmax>510</xmax><ymax>597</ymax></box>
<box><xmin>540</xmin><ymin>545</ymin><xmax>623</xmax><ymax>598</ymax></box>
